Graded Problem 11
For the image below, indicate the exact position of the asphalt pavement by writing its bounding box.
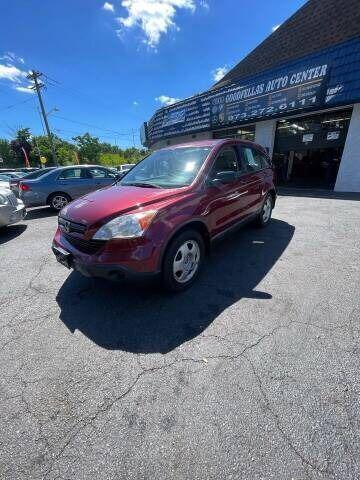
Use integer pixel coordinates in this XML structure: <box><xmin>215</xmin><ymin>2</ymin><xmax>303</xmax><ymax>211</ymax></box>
<box><xmin>0</xmin><ymin>193</ymin><xmax>359</xmax><ymax>480</ymax></box>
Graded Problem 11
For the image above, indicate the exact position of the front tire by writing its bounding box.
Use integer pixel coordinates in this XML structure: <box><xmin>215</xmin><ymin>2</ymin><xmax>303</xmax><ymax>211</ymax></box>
<box><xmin>162</xmin><ymin>230</ymin><xmax>205</xmax><ymax>292</ymax></box>
<box><xmin>49</xmin><ymin>193</ymin><xmax>71</xmax><ymax>212</ymax></box>
<box><xmin>255</xmin><ymin>193</ymin><xmax>273</xmax><ymax>228</ymax></box>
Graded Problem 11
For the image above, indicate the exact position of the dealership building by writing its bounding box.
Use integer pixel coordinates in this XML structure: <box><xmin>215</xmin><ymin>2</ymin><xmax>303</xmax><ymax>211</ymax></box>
<box><xmin>142</xmin><ymin>0</ymin><xmax>360</xmax><ymax>192</ymax></box>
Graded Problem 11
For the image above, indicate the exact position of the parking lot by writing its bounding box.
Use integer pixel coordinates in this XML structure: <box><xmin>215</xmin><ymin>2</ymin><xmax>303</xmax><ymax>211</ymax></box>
<box><xmin>0</xmin><ymin>193</ymin><xmax>359</xmax><ymax>480</ymax></box>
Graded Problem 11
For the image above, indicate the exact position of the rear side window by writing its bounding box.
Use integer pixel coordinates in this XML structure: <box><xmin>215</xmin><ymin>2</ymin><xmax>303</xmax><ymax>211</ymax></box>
<box><xmin>241</xmin><ymin>147</ymin><xmax>263</xmax><ymax>173</ymax></box>
<box><xmin>254</xmin><ymin>149</ymin><xmax>271</xmax><ymax>169</ymax></box>
<box><xmin>58</xmin><ymin>168</ymin><xmax>85</xmax><ymax>179</ymax></box>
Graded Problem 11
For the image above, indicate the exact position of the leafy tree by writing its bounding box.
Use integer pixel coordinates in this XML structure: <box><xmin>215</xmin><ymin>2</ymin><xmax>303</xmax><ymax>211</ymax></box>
<box><xmin>10</xmin><ymin>128</ymin><xmax>32</xmax><ymax>167</ymax></box>
<box><xmin>72</xmin><ymin>133</ymin><xmax>102</xmax><ymax>164</ymax></box>
<box><xmin>0</xmin><ymin>139</ymin><xmax>15</xmax><ymax>167</ymax></box>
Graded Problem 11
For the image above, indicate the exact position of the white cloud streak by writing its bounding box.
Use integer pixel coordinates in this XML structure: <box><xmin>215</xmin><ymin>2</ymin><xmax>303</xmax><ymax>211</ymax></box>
<box><xmin>103</xmin><ymin>2</ymin><xmax>115</xmax><ymax>12</ymax></box>
<box><xmin>0</xmin><ymin>64</ymin><xmax>27</xmax><ymax>82</ymax></box>
<box><xmin>14</xmin><ymin>86</ymin><xmax>34</xmax><ymax>94</ymax></box>
<box><xmin>117</xmin><ymin>0</ymin><xmax>196</xmax><ymax>48</ymax></box>
<box><xmin>0</xmin><ymin>52</ymin><xmax>32</xmax><ymax>94</ymax></box>
<box><xmin>212</xmin><ymin>65</ymin><xmax>228</xmax><ymax>82</ymax></box>
<box><xmin>155</xmin><ymin>94</ymin><xmax>180</xmax><ymax>106</ymax></box>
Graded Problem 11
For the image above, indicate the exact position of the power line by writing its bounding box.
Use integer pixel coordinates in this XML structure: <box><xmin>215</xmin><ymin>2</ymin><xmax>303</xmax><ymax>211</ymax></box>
<box><xmin>52</xmin><ymin>114</ymin><xmax>135</xmax><ymax>136</ymax></box>
<box><xmin>0</xmin><ymin>96</ymin><xmax>34</xmax><ymax>112</ymax></box>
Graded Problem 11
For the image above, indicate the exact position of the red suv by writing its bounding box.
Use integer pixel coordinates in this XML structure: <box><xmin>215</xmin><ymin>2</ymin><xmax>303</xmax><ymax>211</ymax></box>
<box><xmin>52</xmin><ymin>139</ymin><xmax>276</xmax><ymax>291</ymax></box>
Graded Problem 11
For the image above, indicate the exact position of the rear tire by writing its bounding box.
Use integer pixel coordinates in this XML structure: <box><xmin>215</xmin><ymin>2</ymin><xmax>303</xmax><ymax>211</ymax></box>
<box><xmin>255</xmin><ymin>193</ymin><xmax>273</xmax><ymax>228</ymax></box>
<box><xmin>162</xmin><ymin>230</ymin><xmax>205</xmax><ymax>292</ymax></box>
<box><xmin>49</xmin><ymin>193</ymin><xmax>71</xmax><ymax>212</ymax></box>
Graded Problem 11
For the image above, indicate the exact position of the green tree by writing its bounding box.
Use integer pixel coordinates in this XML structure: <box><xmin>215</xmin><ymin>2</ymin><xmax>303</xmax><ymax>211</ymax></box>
<box><xmin>72</xmin><ymin>133</ymin><xmax>102</xmax><ymax>164</ymax></box>
<box><xmin>0</xmin><ymin>139</ymin><xmax>15</xmax><ymax>167</ymax></box>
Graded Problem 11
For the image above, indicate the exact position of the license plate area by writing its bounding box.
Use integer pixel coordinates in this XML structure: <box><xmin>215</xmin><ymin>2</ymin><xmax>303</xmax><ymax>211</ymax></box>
<box><xmin>53</xmin><ymin>245</ymin><xmax>73</xmax><ymax>269</ymax></box>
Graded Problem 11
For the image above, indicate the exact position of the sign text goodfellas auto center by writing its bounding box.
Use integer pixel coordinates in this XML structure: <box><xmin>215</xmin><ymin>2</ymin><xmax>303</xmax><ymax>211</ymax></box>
<box><xmin>224</xmin><ymin>64</ymin><xmax>328</xmax><ymax>103</ymax></box>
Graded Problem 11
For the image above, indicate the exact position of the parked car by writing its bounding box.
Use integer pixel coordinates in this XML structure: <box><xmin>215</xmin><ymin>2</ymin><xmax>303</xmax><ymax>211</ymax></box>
<box><xmin>0</xmin><ymin>173</ymin><xmax>23</xmax><ymax>189</ymax></box>
<box><xmin>117</xmin><ymin>164</ymin><xmax>135</xmax><ymax>175</ymax></box>
<box><xmin>52</xmin><ymin>139</ymin><xmax>276</xmax><ymax>291</ymax></box>
<box><xmin>0</xmin><ymin>176</ymin><xmax>10</xmax><ymax>190</ymax></box>
<box><xmin>0</xmin><ymin>186</ymin><xmax>26</xmax><ymax>228</ymax></box>
<box><xmin>9</xmin><ymin>167</ymin><xmax>57</xmax><ymax>197</ymax></box>
<box><xmin>19</xmin><ymin>165</ymin><xmax>120</xmax><ymax>211</ymax></box>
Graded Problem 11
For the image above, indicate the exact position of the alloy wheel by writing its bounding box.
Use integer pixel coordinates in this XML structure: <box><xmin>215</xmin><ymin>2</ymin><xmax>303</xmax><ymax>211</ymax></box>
<box><xmin>52</xmin><ymin>195</ymin><xmax>69</xmax><ymax>210</ymax></box>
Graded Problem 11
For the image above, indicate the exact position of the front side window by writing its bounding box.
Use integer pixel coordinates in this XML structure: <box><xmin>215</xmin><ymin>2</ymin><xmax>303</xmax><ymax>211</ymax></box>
<box><xmin>121</xmin><ymin>147</ymin><xmax>211</xmax><ymax>188</ymax></box>
<box><xmin>88</xmin><ymin>167</ymin><xmax>114</xmax><ymax>178</ymax></box>
<box><xmin>210</xmin><ymin>147</ymin><xmax>238</xmax><ymax>178</ymax></box>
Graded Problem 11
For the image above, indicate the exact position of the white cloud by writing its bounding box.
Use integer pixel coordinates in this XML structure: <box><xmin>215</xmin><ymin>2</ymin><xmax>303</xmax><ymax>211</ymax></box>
<box><xmin>155</xmin><ymin>94</ymin><xmax>180</xmax><ymax>106</ymax></box>
<box><xmin>272</xmin><ymin>24</ymin><xmax>280</xmax><ymax>32</ymax></box>
<box><xmin>199</xmin><ymin>0</ymin><xmax>209</xmax><ymax>9</ymax></box>
<box><xmin>117</xmin><ymin>0</ymin><xmax>196</xmax><ymax>48</ymax></box>
<box><xmin>0</xmin><ymin>52</ymin><xmax>25</xmax><ymax>65</ymax></box>
<box><xmin>103</xmin><ymin>2</ymin><xmax>115</xmax><ymax>12</ymax></box>
<box><xmin>212</xmin><ymin>65</ymin><xmax>228</xmax><ymax>82</ymax></box>
<box><xmin>0</xmin><ymin>64</ymin><xmax>27</xmax><ymax>82</ymax></box>
<box><xmin>14</xmin><ymin>85</ymin><xmax>34</xmax><ymax>94</ymax></box>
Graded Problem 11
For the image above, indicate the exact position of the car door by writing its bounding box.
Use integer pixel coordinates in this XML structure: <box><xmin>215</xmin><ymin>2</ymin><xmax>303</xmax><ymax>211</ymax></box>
<box><xmin>237</xmin><ymin>146</ymin><xmax>265</xmax><ymax>215</ymax></box>
<box><xmin>204</xmin><ymin>145</ymin><xmax>249</xmax><ymax>236</ymax></box>
<box><xmin>57</xmin><ymin>167</ymin><xmax>92</xmax><ymax>198</ymax></box>
<box><xmin>87</xmin><ymin>167</ymin><xmax>116</xmax><ymax>191</ymax></box>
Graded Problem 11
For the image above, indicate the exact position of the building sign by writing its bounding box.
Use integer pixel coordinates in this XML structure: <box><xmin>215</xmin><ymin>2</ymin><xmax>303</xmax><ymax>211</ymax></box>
<box><xmin>211</xmin><ymin>64</ymin><xmax>328</xmax><ymax>127</ymax></box>
<box><xmin>302</xmin><ymin>133</ymin><xmax>314</xmax><ymax>143</ymax></box>
<box><xmin>162</xmin><ymin>108</ymin><xmax>186</xmax><ymax>127</ymax></box>
<box><xmin>144</xmin><ymin>37</ymin><xmax>360</xmax><ymax>146</ymax></box>
<box><xmin>327</xmin><ymin>131</ymin><xmax>340</xmax><ymax>140</ymax></box>
<box><xmin>147</xmin><ymin>97</ymin><xmax>211</xmax><ymax>142</ymax></box>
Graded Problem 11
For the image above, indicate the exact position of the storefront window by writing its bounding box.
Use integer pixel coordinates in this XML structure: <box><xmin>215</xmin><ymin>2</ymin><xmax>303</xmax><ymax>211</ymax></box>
<box><xmin>213</xmin><ymin>125</ymin><xmax>255</xmax><ymax>141</ymax></box>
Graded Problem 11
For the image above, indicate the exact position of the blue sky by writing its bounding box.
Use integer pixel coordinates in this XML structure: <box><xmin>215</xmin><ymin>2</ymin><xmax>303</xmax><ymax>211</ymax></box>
<box><xmin>0</xmin><ymin>0</ymin><xmax>306</xmax><ymax>147</ymax></box>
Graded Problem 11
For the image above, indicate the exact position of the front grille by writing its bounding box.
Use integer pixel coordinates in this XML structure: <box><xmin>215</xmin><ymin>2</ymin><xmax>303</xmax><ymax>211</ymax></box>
<box><xmin>63</xmin><ymin>232</ymin><xmax>105</xmax><ymax>255</ymax></box>
<box><xmin>58</xmin><ymin>216</ymin><xmax>87</xmax><ymax>234</ymax></box>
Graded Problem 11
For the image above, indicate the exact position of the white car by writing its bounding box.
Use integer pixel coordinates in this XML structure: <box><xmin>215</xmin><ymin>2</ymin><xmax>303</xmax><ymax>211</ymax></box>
<box><xmin>0</xmin><ymin>187</ymin><xmax>26</xmax><ymax>228</ymax></box>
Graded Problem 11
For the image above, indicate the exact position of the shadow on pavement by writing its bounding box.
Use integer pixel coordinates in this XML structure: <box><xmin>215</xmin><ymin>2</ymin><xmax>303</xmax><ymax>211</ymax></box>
<box><xmin>0</xmin><ymin>224</ymin><xmax>27</xmax><ymax>245</ymax></box>
<box><xmin>26</xmin><ymin>207</ymin><xmax>58</xmax><ymax>220</ymax></box>
<box><xmin>278</xmin><ymin>187</ymin><xmax>360</xmax><ymax>201</ymax></box>
<box><xmin>56</xmin><ymin>219</ymin><xmax>295</xmax><ymax>354</ymax></box>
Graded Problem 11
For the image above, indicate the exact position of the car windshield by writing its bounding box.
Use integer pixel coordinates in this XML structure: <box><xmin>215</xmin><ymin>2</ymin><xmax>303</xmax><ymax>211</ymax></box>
<box><xmin>120</xmin><ymin>147</ymin><xmax>211</xmax><ymax>188</ymax></box>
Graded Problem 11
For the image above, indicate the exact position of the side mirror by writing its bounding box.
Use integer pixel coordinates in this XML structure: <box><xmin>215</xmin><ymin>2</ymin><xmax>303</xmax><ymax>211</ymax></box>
<box><xmin>210</xmin><ymin>170</ymin><xmax>237</xmax><ymax>185</ymax></box>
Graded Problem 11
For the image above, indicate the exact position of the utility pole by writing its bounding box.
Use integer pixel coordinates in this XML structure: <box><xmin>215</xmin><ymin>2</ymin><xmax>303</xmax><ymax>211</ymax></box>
<box><xmin>27</xmin><ymin>70</ymin><xmax>58</xmax><ymax>166</ymax></box>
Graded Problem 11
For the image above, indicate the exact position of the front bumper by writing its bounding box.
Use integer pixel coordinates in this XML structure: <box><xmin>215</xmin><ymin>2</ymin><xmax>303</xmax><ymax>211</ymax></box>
<box><xmin>52</xmin><ymin>244</ymin><xmax>159</xmax><ymax>281</ymax></box>
<box><xmin>52</xmin><ymin>228</ymin><xmax>162</xmax><ymax>281</ymax></box>
<box><xmin>0</xmin><ymin>203</ymin><xmax>26</xmax><ymax>227</ymax></box>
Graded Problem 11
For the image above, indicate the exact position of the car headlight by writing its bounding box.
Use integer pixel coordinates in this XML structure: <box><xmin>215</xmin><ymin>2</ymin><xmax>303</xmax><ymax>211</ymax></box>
<box><xmin>0</xmin><ymin>194</ymin><xmax>9</xmax><ymax>205</ymax></box>
<box><xmin>93</xmin><ymin>210</ymin><xmax>157</xmax><ymax>240</ymax></box>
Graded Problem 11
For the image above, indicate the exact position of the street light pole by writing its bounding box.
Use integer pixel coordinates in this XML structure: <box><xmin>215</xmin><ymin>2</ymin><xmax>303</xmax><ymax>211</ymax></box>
<box><xmin>27</xmin><ymin>70</ymin><xmax>58</xmax><ymax>166</ymax></box>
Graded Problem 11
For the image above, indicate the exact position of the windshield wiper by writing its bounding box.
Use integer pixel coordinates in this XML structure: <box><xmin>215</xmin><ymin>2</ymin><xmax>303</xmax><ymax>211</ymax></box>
<box><xmin>121</xmin><ymin>182</ymin><xmax>161</xmax><ymax>188</ymax></box>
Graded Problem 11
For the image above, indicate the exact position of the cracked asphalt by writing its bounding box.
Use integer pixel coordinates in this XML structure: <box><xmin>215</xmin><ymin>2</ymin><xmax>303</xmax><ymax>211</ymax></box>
<box><xmin>0</xmin><ymin>193</ymin><xmax>359</xmax><ymax>480</ymax></box>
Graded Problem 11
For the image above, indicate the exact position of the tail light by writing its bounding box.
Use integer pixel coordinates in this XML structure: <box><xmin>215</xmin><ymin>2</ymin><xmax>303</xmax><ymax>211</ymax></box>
<box><xmin>20</xmin><ymin>183</ymin><xmax>31</xmax><ymax>192</ymax></box>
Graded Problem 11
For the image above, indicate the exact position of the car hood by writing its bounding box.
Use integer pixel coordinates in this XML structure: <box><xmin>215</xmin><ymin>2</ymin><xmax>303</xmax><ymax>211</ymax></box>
<box><xmin>60</xmin><ymin>184</ymin><xmax>187</xmax><ymax>225</ymax></box>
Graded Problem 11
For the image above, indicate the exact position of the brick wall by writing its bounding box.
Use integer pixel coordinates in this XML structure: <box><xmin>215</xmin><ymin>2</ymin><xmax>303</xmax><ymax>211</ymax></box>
<box><xmin>215</xmin><ymin>0</ymin><xmax>360</xmax><ymax>89</ymax></box>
